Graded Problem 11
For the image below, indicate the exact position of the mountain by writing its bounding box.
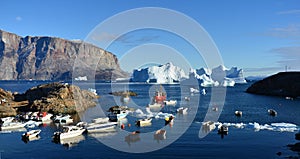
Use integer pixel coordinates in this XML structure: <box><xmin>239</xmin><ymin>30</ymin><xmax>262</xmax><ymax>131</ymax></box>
<box><xmin>0</xmin><ymin>30</ymin><xmax>127</xmax><ymax>80</ymax></box>
<box><xmin>246</xmin><ymin>72</ymin><xmax>300</xmax><ymax>98</ymax></box>
<box><xmin>189</xmin><ymin>65</ymin><xmax>246</xmax><ymax>87</ymax></box>
<box><xmin>130</xmin><ymin>62</ymin><xmax>188</xmax><ymax>83</ymax></box>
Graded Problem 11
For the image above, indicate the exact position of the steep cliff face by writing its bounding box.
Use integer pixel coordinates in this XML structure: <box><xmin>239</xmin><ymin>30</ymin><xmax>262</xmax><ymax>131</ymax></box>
<box><xmin>0</xmin><ymin>30</ymin><xmax>127</xmax><ymax>80</ymax></box>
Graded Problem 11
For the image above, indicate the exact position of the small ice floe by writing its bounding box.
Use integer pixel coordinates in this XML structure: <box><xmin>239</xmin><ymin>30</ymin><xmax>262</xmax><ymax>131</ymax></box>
<box><xmin>216</xmin><ymin>122</ymin><xmax>299</xmax><ymax>132</ymax></box>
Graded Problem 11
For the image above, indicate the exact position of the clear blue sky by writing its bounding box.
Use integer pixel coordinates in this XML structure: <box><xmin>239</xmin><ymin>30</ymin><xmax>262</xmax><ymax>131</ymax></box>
<box><xmin>1</xmin><ymin>0</ymin><xmax>300</xmax><ymax>76</ymax></box>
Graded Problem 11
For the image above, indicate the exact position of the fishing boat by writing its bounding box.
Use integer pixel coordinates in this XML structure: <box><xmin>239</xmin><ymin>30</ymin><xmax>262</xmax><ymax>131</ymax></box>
<box><xmin>136</xmin><ymin>118</ymin><xmax>152</xmax><ymax>127</ymax></box>
<box><xmin>107</xmin><ymin>106</ymin><xmax>129</xmax><ymax>121</ymax></box>
<box><xmin>22</xmin><ymin>129</ymin><xmax>41</xmax><ymax>140</ymax></box>
<box><xmin>53</xmin><ymin>126</ymin><xmax>86</xmax><ymax>140</ymax></box>
<box><xmin>235</xmin><ymin>111</ymin><xmax>243</xmax><ymax>117</ymax></box>
<box><xmin>177</xmin><ymin>107</ymin><xmax>188</xmax><ymax>114</ymax></box>
<box><xmin>164</xmin><ymin>100</ymin><xmax>177</xmax><ymax>106</ymax></box>
<box><xmin>165</xmin><ymin>115</ymin><xmax>174</xmax><ymax>126</ymax></box>
<box><xmin>86</xmin><ymin>122</ymin><xmax>117</xmax><ymax>133</ymax></box>
<box><xmin>268</xmin><ymin>109</ymin><xmax>277</xmax><ymax>116</ymax></box>
<box><xmin>153</xmin><ymin>85</ymin><xmax>166</xmax><ymax>103</ymax></box>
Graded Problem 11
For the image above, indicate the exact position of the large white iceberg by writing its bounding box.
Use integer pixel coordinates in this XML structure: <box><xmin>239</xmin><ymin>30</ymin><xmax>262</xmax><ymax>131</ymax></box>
<box><xmin>130</xmin><ymin>62</ymin><xmax>188</xmax><ymax>84</ymax></box>
<box><xmin>188</xmin><ymin>65</ymin><xmax>246</xmax><ymax>87</ymax></box>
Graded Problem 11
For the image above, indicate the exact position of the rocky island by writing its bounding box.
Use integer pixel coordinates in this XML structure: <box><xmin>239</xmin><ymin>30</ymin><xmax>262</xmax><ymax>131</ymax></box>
<box><xmin>0</xmin><ymin>82</ymin><xmax>98</xmax><ymax>117</ymax></box>
<box><xmin>246</xmin><ymin>72</ymin><xmax>300</xmax><ymax>98</ymax></box>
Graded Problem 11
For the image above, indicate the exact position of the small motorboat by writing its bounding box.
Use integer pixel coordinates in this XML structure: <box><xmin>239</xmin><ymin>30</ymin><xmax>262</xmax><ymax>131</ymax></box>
<box><xmin>60</xmin><ymin>135</ymin><xmax>85</xmax><ymax>148</ymax></box>
<box><xmin>91</xmin><ymin>117</ymin><xmax>109</xmax><ymax>124</ymax></box>
<box><xmin>177</xmin><ymin>107</ymin><xmax>188</xmax><ymax>114</ymax></box>
<box><xmin>147</xmin><ymin>103</ymin><xmax>162</xmax><ymax>109</ymax></box>
<box><xmin>136</xmin><ymin>118</ymin><xmax>152</xmax><ymax>127</ymax></box>
<box><xmin>218</xmin><ymin>124</ymin><xmax>229</xmax><ymax>135</ymax></box>
<box><xmin>54</xmin><ymin>115</ymin><xmax>74</xmax><ymax>124</ymax></box>
<box><xmin>1</xmin><ymin>122</ymin><xmax>26</xmax><ymax>131</ymax></box>
<box><xmin>190</xmin><ymin>87</ymin><xmax>200</xmax><ymax>94</ymax></box>
<box><xmin>212</xmin><ymin>107</ymin><xmax>218</xmax><ymax>111</ymax></box>
<box><xmin>268</xmin><ymin>109</ymin><xmax>277</xmax><ymax>116</ymax></box>
<box><xmin>164</xmin><ymin>100</ymin><xmax>177</xmax><ymax>106</ymax></box>
<box><xmin>184</xmin><ymin>96</ymin><xmax>190</xmax><ymax>101</ymax></box>
<box><xmin>202</xmin><ymin>121</ymin><xmax>216</xmax><ymax>132</ymax></box>
<box><xmin>53</xmin><ymin>126</ymin><xmax>86</xmax><ymax>140</ymax></box>
<box><xmin>86</xmin><ymin>122</ymin><xmax>117</xmax><ymax>133</ymax></box>
<box><xmin>154</xmin><ymin>129</ymin><xmax>166</xmax><ymax>141</ymax></box>
<box><xmin>164</xmin><ymin>115</ymin><xmax>174</xmax><ymax>126</ymax></box>
<box><xmin>107</xmin><ymin>106</ymin><xmax>129</xmax><ymax>121</ymax></box>
<box><xmin>235</xmin><ymin>111</ymin><xmax>243</xmax><ymax>117</ymax></box>
<box><xmin>22</xmin><ymin>129</ymin><xmax>41</xmax><ymax>140</ymax></box>
<box><xmin>125</xmin><ymin>131</ymin><xmax>141</xmax><ymax>145</ymax></box>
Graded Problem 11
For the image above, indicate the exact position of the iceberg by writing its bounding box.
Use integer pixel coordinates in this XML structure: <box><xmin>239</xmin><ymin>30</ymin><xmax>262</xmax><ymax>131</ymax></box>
<box><xmin>187</xmin><ymin>65</ymin><xmax>246</xmax><ymax>87</ymax></box>
<box><xmin>74</xmin><ymin>76</ymin><xmax>87</xmax><ymax>81</ymax></box>
<box><xmin>130</xmin><ymin>62</ymin><xmax>188</xmax><ymax>84</ymax></box>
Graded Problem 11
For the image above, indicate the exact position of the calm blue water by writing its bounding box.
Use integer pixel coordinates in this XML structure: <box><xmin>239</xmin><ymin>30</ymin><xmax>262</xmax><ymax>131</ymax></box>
<box><xmin>0</xmin><ymin>81</ymin><xmax>299</xmax><ymax>159</ymax></box>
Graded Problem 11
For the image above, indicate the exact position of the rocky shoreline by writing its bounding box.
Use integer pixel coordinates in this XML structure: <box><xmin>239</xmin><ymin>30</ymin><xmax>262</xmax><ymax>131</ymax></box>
<box><xmin>0</xmin><ymin>82</ymin><xmax>99</xmax><ymax>117</ymax></box>
<box><xmin>246</xmin><ymin>72</ymin><xmax>300</xmax><ymax>98</ymax></box>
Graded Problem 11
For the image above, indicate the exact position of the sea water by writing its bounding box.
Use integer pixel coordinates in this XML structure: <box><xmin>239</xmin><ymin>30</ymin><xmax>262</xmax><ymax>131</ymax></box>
<box><xmin>0</xmin><ymin>81</ymin><xmax>299</xmax><ymax>159</ymax></box>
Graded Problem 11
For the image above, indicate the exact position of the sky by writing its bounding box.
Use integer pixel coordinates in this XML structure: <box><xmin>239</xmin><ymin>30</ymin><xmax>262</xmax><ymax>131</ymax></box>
<box><xmin>1</xmin><ymin>0</ymin><xmax>300</xmax><ymax>76</ymax></box>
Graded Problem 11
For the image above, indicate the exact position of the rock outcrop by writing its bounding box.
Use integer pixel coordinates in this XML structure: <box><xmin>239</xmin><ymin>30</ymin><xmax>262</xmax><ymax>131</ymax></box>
<box><xmin>246</xmin><ymin>72</ymin><xmax>300</xmax><ymax>98</ymax></box>
<box><xmin>0</xmin><ymin>30</ymin><xmax>127</xmax><ymax>80</ymax></box>
<box><xmin>0</xmin><ymin>82</ymin><xmax>98</xmax><ymax>117</ymax></box>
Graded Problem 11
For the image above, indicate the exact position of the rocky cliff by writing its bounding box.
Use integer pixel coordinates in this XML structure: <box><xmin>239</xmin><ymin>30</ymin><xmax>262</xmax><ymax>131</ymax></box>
<box><xmin>0</xmin><ymin>30</ymin><xmax>127</xmax><ymax>80</ymax></box>
<box><xmin>246</xmin><ymin>72</ymin><xmax>300</xmax><ymax>98</ymax></box>
<box><xmin>0</xmin><ymin>82</ymin><xmax>98</xmax><ymax>117</ymax></box>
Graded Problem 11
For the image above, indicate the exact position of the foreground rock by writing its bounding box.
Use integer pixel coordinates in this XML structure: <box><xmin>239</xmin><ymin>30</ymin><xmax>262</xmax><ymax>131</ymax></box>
<box><xmin>246</xmin><ymin>72</ymin><xmax>300</xmax><ymax>98</ymax></box>
<box><xmin>0</xmin><ymin>82</ymin><xmax>98</xmax><ymax>117</ymax></box>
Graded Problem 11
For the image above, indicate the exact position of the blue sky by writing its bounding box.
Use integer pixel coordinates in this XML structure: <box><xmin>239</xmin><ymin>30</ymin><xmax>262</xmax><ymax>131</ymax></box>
<box><xmin>1</xmin><ymin>0</ymin><xmax>300</xmax><ymax>76</ymax></box>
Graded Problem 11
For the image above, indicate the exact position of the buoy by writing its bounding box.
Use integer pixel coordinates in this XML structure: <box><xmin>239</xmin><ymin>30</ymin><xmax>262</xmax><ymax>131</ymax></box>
<box><xmin>121</xmin><ymin>124</ymin><xmax>125</xmax><ymax>129</ymax></box>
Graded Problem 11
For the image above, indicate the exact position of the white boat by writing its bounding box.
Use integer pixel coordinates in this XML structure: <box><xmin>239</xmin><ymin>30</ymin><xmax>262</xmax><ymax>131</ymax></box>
<box><xmin>202</xmin><ymin>121</ymin><xmax>216</xmax><ymax>132</ymax></box>
<box><xmin>235</xmin><ymin>111</ymin><xmax>242</xmax><ymax>117</ymax></box>
<box><xmin>177</xmin><ymin>107</ymin><xmax>188</xmax><ymax>114</ymax></box>
<box><xmin>86</xmin><ymin>122</ymin><xmax>117</xmax><ymax>133</ymax></box>
<box><xmin>154</xmin><ymin>129</ymin><xmax>166</xmax><ymax>141</ymax></box>
<box><xmin>60</xmin><ymin>135</ymin><xmax>85</xmax><ymax>148</ymax></box>
<box><xmin>190</xmin><ymin>87</ymin><xmax>200</xmax><ymax>93</ymax></box>
<box><xmin>1</xmin><ymin>117</ymin><xmax>15</xmax><ymax>124</ymax></box>
<box><xmin>22</xmin><ymin>129</ymin><xmax>41</xmax><ymax>140</ymax></box>
<box><xmin>136</xmin><ymin>118</ymin><xmax>152</xmax><ymax>127</ymax></box>
<box><xmin>54</xmin><ymin>115</ymin><xmax>74</xmax><ymax>124</ymax></box>
<box><xmin>165</xmin><ymin>115</ymin><xmax>174</xmax><ymax>126</ymax></box>
<box><xmin>1</xmin><ymin>122</ymin><xmax>26</xmax><ymax>131</ymax></box>
<box><xmin>92</xmin><ymin>117</ymin><xmax>109</xmax><ymax>124</ymax></box>
<box><xmin>164</xmin><ymin>100</ymin><xmax>177</xmax><ymax>106</ymax></box>
<box><xmin>53</xmin><ymin>126</ymin><xmax>86</xmax><ymax>140</ymax></box>
<box><xmin>147</xmin><ymin>103</ymin><xmax>162</xmax><ymax>108</ymax></box>
<box><xmin>36</xmin><ymin>112</ymin><xmax>53</xmax><ymax>122</ymax></box>
<box><xmin>107</xmin><ymin>106</ymin><xmax>129</xmax><ymax>121</ymax></box>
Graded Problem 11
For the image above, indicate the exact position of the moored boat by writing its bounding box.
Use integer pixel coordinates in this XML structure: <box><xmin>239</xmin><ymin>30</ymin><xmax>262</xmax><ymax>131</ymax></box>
<box><xmin>1</xmin><ymin>122</ymin><xmax>26</xmax><ymax>131</ymax></box>
<box><xmin>218</xmin><ymin>124</ymin><xmax>229</xmax><ymax>135</ymax></box>
<box><xmin>22</xmin><ymin>129</ymin><xmax>41</xmax><ymax>140</ymax></box>
<box><xmin>147</xmin><ymin>103</ymin><xmax>162</xmax><ymax>109</ymax></box>
<box><xmin>177</xmin><ymin>107</ymin><xmax>188</xmax><ymax>114</ymax></box>
<box><xmin>154</xmin><ymin>129</ymin><xmax>166</xmax><ymax>141</ymax></box>
<box><xmin>202</xmin><ymin>121</ymin><xmax>216</xmax><ymax>132</ymax></box>
<box><xmin>164</xmin><ymin>100</ymin><xmax>177</xmax><ymax>106</ymax></box>
<box><xmin>54</xmin><ymin>115</ymin><xmax>74</xmax><ymax>124</ymax></box>
<box><xmin>107</xmin><ymin>106</ymin><xmax>129</xmax><ymax>121</ymax></box>
<box><xmin>268</xmin><ymin>109</ymin><xmax>277</xmax><ymax>116</ymax></box>
<box><xmin>136</xmin><ymin>118</ymin><xmax>152</xmax><ymax>127</ymax></box>
<box><xmin>235</xmin><ymin>111</ymin><xmax>243</xmax><ymax>117</ymax></box>
<box><xmin>53</xmin><ymin>126</ymin><xmax>86</xmax><ymax>140</ymax></box>
<box><xmin>86</xmin><ymin>122</ymin><xmax>117</xmax><ymax>133</ymax></box>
